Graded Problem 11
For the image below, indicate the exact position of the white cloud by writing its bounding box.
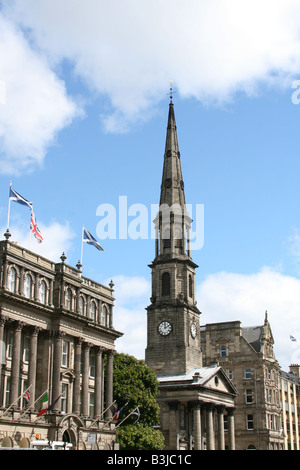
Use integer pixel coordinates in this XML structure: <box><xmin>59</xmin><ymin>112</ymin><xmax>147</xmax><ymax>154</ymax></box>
<box><xmin>0</xmin><ymin>11</ymin><xmax>81</xmax><ymax>174</ymax></box>
<box><xmin>1</xmin><ymin>0</ymin><xmax>300</xmax><ymax>166</ymax></box>
<box><xmin>106</xmin><ymin>267</ymin><xmax>300</xmax><ymax>372</ymax></box>
<box><xmin>197</xmin><ymin>267</ymin><xmax>300</xmax><ymax>371</ymax></box>
<box><xmin>3</xmin><ymin>0</ymin><xmax>300</xmax><ymax>134</ymax></box>
<box><xmin>1</xmin><ymin>219</ymin><xmax>76</xmax><ymax>262</ymax></box>
<box><xmin>107</xmin><ymin>275</ymin><xmax>150</xmax><ymax>359</ymax></box>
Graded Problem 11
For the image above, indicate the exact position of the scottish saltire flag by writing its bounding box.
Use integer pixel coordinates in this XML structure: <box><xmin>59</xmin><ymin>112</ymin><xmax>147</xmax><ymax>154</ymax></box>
<box><xmin>131</xmin><ymin>406</ymin><xmax>140</xmax><ymax>424</ymax></box>
<box><xmin>290</xmin><ymin>335</ymin><xmax>297</xmax><ymax>342</ymax></box>
<box><xmin>30</xmin><ymin>210</ymin><xmax>43</xmax><ymax>244</ymax></box>
<box><xmin>83</xmin><ymin>228</ymin><xmax>103</xmax><ymax>251</ymax></box>
<box><xmin>9</xmin><ymin>187</ymin><xmax>32</xmax><ymax>208</ymax></box>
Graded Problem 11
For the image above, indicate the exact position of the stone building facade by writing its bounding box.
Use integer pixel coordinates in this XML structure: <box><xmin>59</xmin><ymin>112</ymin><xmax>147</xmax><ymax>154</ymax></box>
<box><xmin>145</xmin><ymin>99</ymin><xmax>238</xmax><ymax>450</ymax></box>
<box><xmin>200</xmin><ymin>313</ymin><xmax>285</xmax><ymax>450</ymax></box>
<box><xmin>279</xmin><ymin>364</ymin><xmax>300</xmax><ymax>450</ymax></box>
<box><xmin>0</xmin><ymin>236</ymin><xmax>122</xmax><ymax>449</ymax></box>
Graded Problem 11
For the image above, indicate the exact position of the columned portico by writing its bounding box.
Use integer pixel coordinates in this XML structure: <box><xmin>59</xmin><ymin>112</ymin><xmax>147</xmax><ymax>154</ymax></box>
<box><xmin>0</xmin><ymin>314</ymin><xmax>115</xmax><ymax>420</ymax></box>
<box><xmin>193</xmin><ymin>401</ymin><xmax>202</xmax><ymax>450</ymax></box>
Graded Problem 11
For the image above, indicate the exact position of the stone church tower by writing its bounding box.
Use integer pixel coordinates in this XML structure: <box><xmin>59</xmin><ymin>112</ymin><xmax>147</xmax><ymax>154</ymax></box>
<box><xmin>145</xmin><ymin>99</ymin><xmax>237</xmax><ymax>450</ymax></box>
<box><xmin>145</xmin><ymin>98</ymin><xmax>202</xmax><ymax>376</ymax></box>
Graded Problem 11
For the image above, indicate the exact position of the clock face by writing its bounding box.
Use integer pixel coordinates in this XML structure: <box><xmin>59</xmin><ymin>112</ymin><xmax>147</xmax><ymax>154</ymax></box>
<box><xmin>158</xmin><ymin>321</ymin><xmax>172</xmax><ymax>336</ymax></box>
<box><xmin>190</xmin><ymin>322</ymin><xmax>197</xmax><ymax>338</ymax></box>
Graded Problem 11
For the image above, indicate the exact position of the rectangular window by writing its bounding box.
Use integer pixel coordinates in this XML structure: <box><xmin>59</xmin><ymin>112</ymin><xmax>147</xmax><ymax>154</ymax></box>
<box><xmin>7</xmin><ymin>332</ymin><xmax>13</xmax><ymax>359</ymax></box>
<box><xmin>23</xmin><ymin>336</ymin><xmax>30</xmax><ymax>363</ymax></box>
<box><xmin>244</xmin><ymin>368</ymin><xmax>252</xmax><ymax>379</ymax></box>
<box><xmin>5</xmin><ymin>376</ymin><xmax>10</xmax><ymax>407</ymax></box>
<box><xmin>62</xmin><ymin>341</ymin><xmax>69</xmax><ymax>367</ymax></box>
<box><xmin>89</xmin><ymin>392</ymin><xmax>95</xmax><ymax>418</ymax></box>
<box><xmin>247</xmin><ymin>414</ymin><xmax>254</xmax><ymax>430</ymax></box>
<box><xmin>90</xmin><ymin>353</ymin><xmax>95</xmax><ymax>378</ymax></box>
<box><xmin>246</xmin><ymin>389</ymin><xmax>253</xmax><ymax>404</ymax></box>
<box><xmin>61</xmin><ymin>383</ymin><xmax>68</xmax><ymax>413</ymax></box>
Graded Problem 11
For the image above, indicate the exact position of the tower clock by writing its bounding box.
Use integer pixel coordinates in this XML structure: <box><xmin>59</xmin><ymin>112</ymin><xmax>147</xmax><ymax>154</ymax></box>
<box><xmin>145</xmin><ymin>100</ymin><xmax>202</xmax><ymax>376</ymax></box>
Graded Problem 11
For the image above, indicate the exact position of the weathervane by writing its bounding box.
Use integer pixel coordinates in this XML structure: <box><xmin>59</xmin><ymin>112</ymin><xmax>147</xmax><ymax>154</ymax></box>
<box><xmin>168</xmin><ymin>80</ymin><xmax>175</xmax><ymax>102</ymax></box>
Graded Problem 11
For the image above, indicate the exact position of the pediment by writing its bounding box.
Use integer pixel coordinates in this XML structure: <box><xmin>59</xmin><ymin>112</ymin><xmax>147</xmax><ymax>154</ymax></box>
<box><xmin>202</xmin><ymin>368</ymin><xmax>238</xmax><ymax>396</ymax></box>
<box><xmin>215</xmin><ymin>336</ymin><xmax>230</xmax><ymax>344</ymax></box>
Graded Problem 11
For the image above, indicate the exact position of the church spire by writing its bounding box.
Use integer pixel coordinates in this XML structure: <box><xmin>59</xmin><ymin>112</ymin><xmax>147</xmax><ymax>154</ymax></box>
<box><xmin>159</xmin><ymin>100</ymin><xmax>186</xmax><ymax>209</ymax></box>
<box><xmin>154</xmin><ymin>98</ymin><xmax>192</xmax><ymax>259</ymax></box>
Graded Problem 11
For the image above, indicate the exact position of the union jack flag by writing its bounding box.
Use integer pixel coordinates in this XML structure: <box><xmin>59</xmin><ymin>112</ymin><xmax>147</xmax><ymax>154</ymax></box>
<box><xmin>30</xmin><ymin>210</ymin><xmax>43</xmax><ymax>244</ymax></box>
<box><xmin>21</xmin><ymin>389</ymin><xmax>30</xmax><ymax>412</ymax></box>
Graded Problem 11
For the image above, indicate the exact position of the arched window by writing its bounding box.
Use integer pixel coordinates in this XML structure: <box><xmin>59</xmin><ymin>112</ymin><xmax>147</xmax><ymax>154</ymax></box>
<box><xmin>101</xmin><ymin>305</ymin><xmax>108</xmax><ymax>326</ymax></box>
<box><xmin>162</xmin><ymin>272</ymin><xmax>170</xmax><ymax>296</ymax></box>
<box><xmin>65</xmin><ymin>288</ymin><xmax>72</xmax><ymax>310</ymax></box>
<box><xmin>24</xmin><ymin>273</ymin><xmax>32</xmax><ymax>299</ymax></box>
<box><xmin>8</xmin><ymin>267</ymin><xmax>16</xmax><ymax>293</ymax></box>
<box><xmin>188</xmin><ymin>275</ymin><xmax>193</xmax><ymax>298</ymax></box>
<box><xmin>40</xmin><ymin>280</ymin><xmax>46</xmax><ymax>304</ymax></box>
<box><xmin>79</xmin><ymin>296</ymin><xmax>84</xmax><ymax>315</ymax></box>
<box><xmin>90</xmin><ymin>301</ymin><xmax>96</xmax><ymax>321</ymax></box>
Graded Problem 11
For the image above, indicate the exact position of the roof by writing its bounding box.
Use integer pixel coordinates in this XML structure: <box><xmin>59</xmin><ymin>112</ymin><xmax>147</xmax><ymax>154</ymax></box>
<box><xmin>157</xmin><ymin>365</ymin><xmax>238</xmax><ymax>397</ymax></box>
<box><xmin>158</xmin><ymin>365</ymin><xmax>219</xmax><ymax>383</ymax></box>
<box><xmin>242</xmin><ymin>326</ymin><xmax>263</xmax><ymax>352</ymax></box>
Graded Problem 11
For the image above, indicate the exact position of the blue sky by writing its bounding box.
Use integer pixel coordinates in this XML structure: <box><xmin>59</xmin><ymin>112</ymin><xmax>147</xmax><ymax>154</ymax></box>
<box><xmin>1</xmin><ymin>1</ymin><xmax>300</xmax><ymax>370</ymax></box>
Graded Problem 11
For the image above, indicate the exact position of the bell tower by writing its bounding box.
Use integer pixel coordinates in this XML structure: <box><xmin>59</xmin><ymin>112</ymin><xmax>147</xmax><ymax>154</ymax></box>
<box><xmin>145</xmin><ymin>97</ymin><xmax>202</xmax><ymax>376</ymax></box>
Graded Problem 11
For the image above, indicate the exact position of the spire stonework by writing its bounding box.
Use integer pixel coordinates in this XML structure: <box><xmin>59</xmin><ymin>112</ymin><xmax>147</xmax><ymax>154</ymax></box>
<box><xmin>145</xmin><ymin>101</ymin><xmax>202</xmax><ymax>376</ymax></box>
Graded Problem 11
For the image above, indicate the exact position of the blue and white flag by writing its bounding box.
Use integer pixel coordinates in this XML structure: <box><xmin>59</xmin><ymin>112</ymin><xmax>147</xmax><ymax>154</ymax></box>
<box><xmin>83</xmin><ymin>228</ymin><xmax>103</xmax><ymax>251</ymax></box>
<box><xmin>9</xmin><ymin>187</ymin><xmax>32</xmax><ymax>209</ymax></box>
<box><xmin>131</xmin><ymin>406</ymin><xmax>140</xmax><ymax>424</ymax></box>
<box><xmin>290</xmin><ymin>335</ymin><xmax>297</xmax><ymax>342</ymax></box>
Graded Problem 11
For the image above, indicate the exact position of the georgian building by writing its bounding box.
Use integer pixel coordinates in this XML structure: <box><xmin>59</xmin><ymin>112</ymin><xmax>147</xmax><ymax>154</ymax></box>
<box><xmin>279</xmin><ymin>364</ymin><xmax>300</xmax><ymax>450</ymax></box>
<box><xmin>200</xmin><ymin>313</ymin><xmax>285</xmax><ymax>450</ymax></box>
<box><xmin>0</xmin><ymin>234</ymin><xmax>122</xmax><ymax>449</ymax></box>
<box><xmin>145</xmin><ymin>99</ymin><xmax>238</xmax><ymax>450</ymax></box>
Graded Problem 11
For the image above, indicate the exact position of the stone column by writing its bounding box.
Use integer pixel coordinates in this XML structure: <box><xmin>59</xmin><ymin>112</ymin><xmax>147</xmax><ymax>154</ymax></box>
<box><xmin>168</xmin><ymin>401</ymin><xmax>179</xmax><ymax>450</ymax></box>
<box><xmin>206</xmin><ymin>404</ymin><xmax>215</xmax><ymax>450</ymax></box>
<box><xmin>73</xmin><ymin>337</ymin><xmax>83</xmax><ymax>415</ymax></box>
<box><xmin>105</xmin><ymin>350</ymin><xmax>114</xmax><ymax>418</ymax></box>
<box><xmin>49</xmin><ymin>279</ymin><xmax>54</xmax><ymax>306</ymax></box>
<box><xmin>0</xmin><ymin>316</ymin><xmax>6</xmax><ymax>358</ymax></box>
<box><xmin>28</xmin><ymin>327</ymin><xmax>40</xmax><ymax>409</ymax></box>
<box><xmin>82</xmin><ymin>342</ymin><xmax>91</xmax><ymax>417</ymax></box>
<box><xmin>193</xmin><ymin>402</ymin><xmax>202</xmax><ymax>450</ymax></box>
<box><xmin>19</xmin><ymin>268</ymin><xmax>24</xmax><ymax>295</ymax></box>
<box><xmin>34</xmin><ymin>275</ymin><xmax>40</xmax><ymax>301</ymax></box>
<box><xmin>10</xmin><ymin>321</ymin><xmax>23</xmax><ymax>406</ymax></box>
<box><xmin>52</xmin><ymin>330</ymin><xmax>64</xmax><ymax>412</ymax></box>
<box><xmin>227</xmin><ymin>407</ymin><xmax>236</xmax><ymax>450</ymax></box>
<box><xmin>94</xmin><ymin>346</ymin><xmax>104</xmax><ymax>418</ymax></box>
<box><xmin>217</xmin><ymin>406</ymin><xmax>225</xmax><ymax>450</ymax></box>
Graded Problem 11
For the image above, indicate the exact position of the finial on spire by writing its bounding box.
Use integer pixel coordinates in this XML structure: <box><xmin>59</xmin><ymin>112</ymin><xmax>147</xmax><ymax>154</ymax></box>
<box><xmin>168</xmin><ymin>80</ymin><xmax>175</xmax><ymax>103</ymax></box>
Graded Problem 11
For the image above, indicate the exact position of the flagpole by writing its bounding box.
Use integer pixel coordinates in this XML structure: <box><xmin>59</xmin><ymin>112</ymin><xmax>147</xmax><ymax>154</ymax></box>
<box><xmin>115</xmin><ymin>406</ymin><xmax>139</xmax><ymax>429</ymax></box>
<box><xmin>18</xmin><ymin>388</ymin><xmax>48</xmax><ymax>419</ymax></box>
<box><xmin>80</xmin><ymin>224</ymin><xmax>84</xmax><ymax>266</ymax></box>
<box><xmin>0</xmin><ymin>384</ymin><xmax>32</xmax><ymax>418</ymax></box>
<box><xmin>88</xmin><ymin>400</ymin><xmax>117</xmax><ymax>428</ymax></box>
<box><xmin>6</xmin><ymin>180</ymin><xmax>12</xmax><ymax>231</ymax></box>
<box><xmin>100</xmin><ymin>401</ymin><xmax>129</xmax><ymax>430</ymax></box>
